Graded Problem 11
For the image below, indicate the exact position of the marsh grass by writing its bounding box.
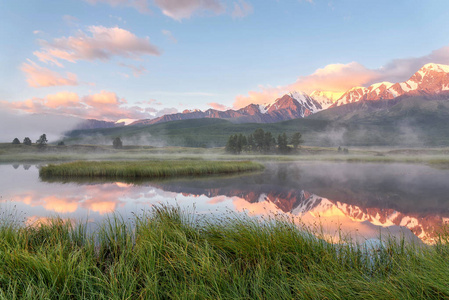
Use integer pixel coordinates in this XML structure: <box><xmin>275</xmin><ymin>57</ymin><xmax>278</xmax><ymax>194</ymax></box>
<box><xmin>39</xmin><ymin>160</ymin><xmax>264</xmax><ymax>179</ymax></box>
<box><xmin>0</xmin><ymin>205</ymin><xmax>449</xmax><ymax>299</ymax></box>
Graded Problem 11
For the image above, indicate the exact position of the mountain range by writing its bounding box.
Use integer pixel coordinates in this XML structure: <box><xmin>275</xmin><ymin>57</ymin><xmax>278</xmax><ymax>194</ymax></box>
<box><xmin>130</xmin><ymin>63</ymin><xmax>449</xmax><ymax>126</ymax></box>
<box><xmin>64</xmin><ymin>62</ymin><xmax>449</xmax><ymax>147</ymax></box>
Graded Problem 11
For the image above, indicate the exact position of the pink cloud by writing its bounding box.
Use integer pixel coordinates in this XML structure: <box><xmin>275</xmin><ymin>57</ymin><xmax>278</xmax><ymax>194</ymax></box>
<box><xmin>233</xmin><ymin>45</ymin><xmax>449</xmax><ymax>109</ymax></box>
<box><xmin>21</xmin><ymin>60</ymin><xmax>79</xmax><ymax>87</ymax></box>
<box><xmin>44</xmin><ymin>92</ymin><xmax>81</xmax><ymax>108</ymax></box>
<box><xmin>83</xmin><ymin>90</ymin><xmax>126</xmax><ymax>106</ymax></box>
<box><xmin>288</xmin><ymin>62</ymin><xmax>379</xmax><ymax>93</ymax></box>
<box><xmin>234</xmin><ymin>87</ymin><xmax>285</xmax><ymax>109</ymax></box>
<box><xmin>1</xmin><ymin>91</ymin><xmax>153</xmax><ymax>121</ymax></box>
<box><xmin>34</xmin><ymin>26</ymin><xmax>160</xmax><ymax>66</ymax></box>
<box><xmin>207</xmin><ymin>102</ymin><xmax>228</xmax><ymax>111</ymax></box>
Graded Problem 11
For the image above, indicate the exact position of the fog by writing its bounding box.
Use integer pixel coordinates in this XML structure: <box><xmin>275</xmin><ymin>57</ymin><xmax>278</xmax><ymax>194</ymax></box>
<box><xmin>0</xmin><ymin>110</ymin><xmax>83</xmax><ymax>143</ymax></box>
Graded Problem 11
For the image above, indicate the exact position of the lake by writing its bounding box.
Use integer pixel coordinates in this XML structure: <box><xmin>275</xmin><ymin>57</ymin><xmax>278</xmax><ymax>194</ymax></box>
<box><xmin>1</xmin><ymin>162</ymin><xmax>449</xmax><ymax>244</ymax></box>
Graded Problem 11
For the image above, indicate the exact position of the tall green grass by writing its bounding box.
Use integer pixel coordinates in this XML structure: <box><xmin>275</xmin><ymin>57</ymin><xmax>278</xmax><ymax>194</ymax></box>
<box><xmin>39</xmin><ymin>160</ymin><xmax>264</xmax><ymax>179</ymax></box>
<box><xmin>0</xmin><ymin>205</ymin><xmax>448</xmax><ymax>299</ymax></box>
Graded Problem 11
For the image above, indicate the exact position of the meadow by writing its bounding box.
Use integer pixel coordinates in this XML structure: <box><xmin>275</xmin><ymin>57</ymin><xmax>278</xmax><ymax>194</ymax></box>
<box><xmin>39</xmin><ymin>160</ymin><xmax>264</xmax><ymax>179</ymax></box>
<box><xmin>2</xmin><ymin>143</ymin><xmax>449</xmax><ymax>169</ymax></box>
<box><xmin>0</xmin><ymin>205</ymin><xmax>448</xmax><ymax>299</ymax></box>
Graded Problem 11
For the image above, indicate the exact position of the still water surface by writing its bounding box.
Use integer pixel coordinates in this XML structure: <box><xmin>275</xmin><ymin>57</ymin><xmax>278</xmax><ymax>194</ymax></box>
<box><xmin>1</xmin><ymin>162</ymin><xmax>449</xmax><ymax>244</ymax></box>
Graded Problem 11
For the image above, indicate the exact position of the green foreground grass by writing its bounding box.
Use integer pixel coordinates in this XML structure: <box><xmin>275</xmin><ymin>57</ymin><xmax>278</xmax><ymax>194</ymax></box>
<box><xmin>39</xmin><ymin>160</ymin><xmax>264</xmax><ymax>179</ymax></box>
<box><xmin>0</xmin><ymin>205</ymin><xmax>448</xmax><ymax>299</ymax></box>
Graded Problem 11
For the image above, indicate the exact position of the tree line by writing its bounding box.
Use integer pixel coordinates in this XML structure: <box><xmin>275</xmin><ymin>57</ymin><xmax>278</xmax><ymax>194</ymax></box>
<box><xmin>12</xmin><ymin>134</ymin><xmax>48</xmax><ymax>146</ymax></box>
<box><xmin>225</xmin><ymin>129</ymin><xmax>303</xmax><ymax>154</ymax></box>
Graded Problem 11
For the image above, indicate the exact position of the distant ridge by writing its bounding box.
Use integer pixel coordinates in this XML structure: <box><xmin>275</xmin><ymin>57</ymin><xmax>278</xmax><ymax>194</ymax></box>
<box><xmin>131</xmin><ymin>91</ymin><xmax>322</xmax><ymax>126</ymax></box>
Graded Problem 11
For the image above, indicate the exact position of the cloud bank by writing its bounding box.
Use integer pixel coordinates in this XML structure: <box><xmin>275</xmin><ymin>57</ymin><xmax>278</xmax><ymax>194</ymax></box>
<box><xmin>1</xmin><ymin>91</ymin><xmax>162</xmax><ymax>122</ymax></box>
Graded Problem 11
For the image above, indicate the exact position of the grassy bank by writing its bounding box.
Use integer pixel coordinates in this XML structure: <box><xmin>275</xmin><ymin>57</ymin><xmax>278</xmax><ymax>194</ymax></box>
<box><xmin>0</xmin><ymin>205</ymin><xmax>448</xmax><ymax>299</ymax></box>
<box><xmin>39</xmin><ymin>160</ymin><xmax>264</xmax><ymax>179</ymax></box>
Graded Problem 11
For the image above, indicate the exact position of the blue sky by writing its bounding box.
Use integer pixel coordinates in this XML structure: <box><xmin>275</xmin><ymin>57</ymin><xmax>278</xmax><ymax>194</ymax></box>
<box><xmin>1</xmin><ymin>0</ymin><xmax>449</xmax><ymax>123</ymax></box>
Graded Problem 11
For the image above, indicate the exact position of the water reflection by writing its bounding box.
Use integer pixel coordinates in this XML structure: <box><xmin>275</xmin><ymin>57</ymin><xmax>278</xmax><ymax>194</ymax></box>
<box><xmin>1</xmin><ymin>162</ymin><xmax>449</xmax><ymax>244</ymax></box>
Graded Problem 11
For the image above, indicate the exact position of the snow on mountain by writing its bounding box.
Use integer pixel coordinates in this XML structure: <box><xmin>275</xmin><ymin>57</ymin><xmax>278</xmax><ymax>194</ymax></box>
<box><xmin>310</xmin><ymin>90</ymin><xmax>344</xmax><ymax>109</ymax></box>
<box><xmin>288</xmin><ymin>91</ymin><xmax>323</xmax><ymax>113</ymax></box>
<box><xmin>332</xmin><ymin>87</ymin><xmax>368</xmax><ymax>107</ymax></box>
<box><xmin>132</xmin><ymin>90</ymin><xmax>322</xmax><ymax>125</ymax></box>
<box><xmin>360</xmin><ymin>81</ymin><xmax>395</xmax><ymax>101</ymax></box>
<box><xmin>115</xmin><ymin>119</ymin><xmax>137</xmax><ymax>125</ymax></box>
<box><xmin>330</xmin><ymin>63</ymin><xmax>449</xmax><ymax>107</ymax></box>
<box><xmin>386</xmin><ymin>63</ymin><xmax>449</xmax><ymax>99</ymax></box>
<box><xmin>286</xmin><ymin>192</ymin><xmax>443</xmax><ymax>244</ymax></box>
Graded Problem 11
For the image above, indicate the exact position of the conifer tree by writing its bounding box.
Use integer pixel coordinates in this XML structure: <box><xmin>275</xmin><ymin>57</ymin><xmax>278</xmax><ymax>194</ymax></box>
<box><xmin>290</xmin><ymin>132</ymin><xmax>303</xmax><ymax>150</ymax></box>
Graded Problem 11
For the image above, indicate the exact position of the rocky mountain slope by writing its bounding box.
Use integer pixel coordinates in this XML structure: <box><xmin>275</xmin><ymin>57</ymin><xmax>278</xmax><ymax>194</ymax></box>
<box><xmin>332</xmin><ymin>63</ymin><xmax>449</xmax><ymax>106</ymax></box>
<box><xmin>131</xmin><ymin>91</ymin><xmax>323</xmax><ymax>126</ymax></box>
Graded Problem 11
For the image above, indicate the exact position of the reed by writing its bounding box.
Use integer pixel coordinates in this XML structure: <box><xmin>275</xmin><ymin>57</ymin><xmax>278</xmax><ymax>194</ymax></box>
<box><xmin>0</xmin><ymin>205</ymin><xmax>448</xmax><ymax>299</ymax></box>
<box><xmin>39</xmin><ymin>160</ymin><xmax>264</xmax><ymax>179</ymax></box>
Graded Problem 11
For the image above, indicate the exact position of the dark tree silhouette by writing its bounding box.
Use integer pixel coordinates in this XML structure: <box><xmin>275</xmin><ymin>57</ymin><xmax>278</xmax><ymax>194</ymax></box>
<box><xmin>225</xmin><ymin>129</ymin><xmax>304</xmax><ymax>155</ymax></box>
<box><xmin>277</xmin><ymin>133</ymin><xmax>290</xmax><ymax>154</ymax></box>
<box><xmin>113</xmin><ymin>137</ymin><xmax>123</xmax><ymax>149</ymax></box>
<box><xmin>290</xmin><ymin>132</ymin><xmax>303</xmax><ymax>150</ymax></box>
<box><xmin>36</xmin><ymin>134</ymin><xmax>48</xmax><ymax>145</ymax></box>
<box><xmin>253</xmin><ymin>128</ymin><xmax>265</xmax><ymax>152</ymax></box>
<box><xmin>12</xmin><ymin>138</ymin><xmax>20</xmax><ymax>144</ymax></box>
<box><xmin>23</xmin><ymin>137</ymin><xmax>32</xmax><ymax>145</ymax></box>
<box><xmin>225</xmin><ymin>135</ymin><xmax>237</xmax><ymax>153</ymax></box>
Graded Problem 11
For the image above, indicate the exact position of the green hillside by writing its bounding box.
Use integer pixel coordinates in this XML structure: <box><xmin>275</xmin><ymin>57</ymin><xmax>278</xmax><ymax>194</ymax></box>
<box><xmin>64</xmin><ymin>118</ymin><xmax>332</xmax><ymax>147</ymax></box>
<box><xmin>64</xmin><ymin>97</ymin><xmax>449</xmax><ymax>147</ymax></box>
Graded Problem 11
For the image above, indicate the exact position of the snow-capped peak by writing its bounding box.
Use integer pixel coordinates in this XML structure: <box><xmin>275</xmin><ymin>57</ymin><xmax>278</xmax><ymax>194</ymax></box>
<box><xmin>289</xmin><ymin>90</ymin><xmax>309</xmax><ymax>102</ymax></box>
<box><xmin>369</xmin><ymin>81</ymin><xmax>394</xmax><ymax>90</ymax></box>
<box><xmin>421</xmin><ymin>63</ymin><xmax>449</xmax><ymax>73</ymax></box>
<box><xmin>182</xmin><ymin>109</ymin><xmax>201</xmax><ymax>114</ymax></box>
<box><xmin>310</xmin><ymin>90</ymin><xmax>344</xmax><ymax>101</ymax></box>
<box><xmin>258</xmin><ymin>104</ymin><xmax>269</xmax><ymax>114</ymax></box>
<box><xmin>115</xmin><ymin>119</ymin><xmax>137</xmax><ymax>125</ymax></box>
<box><xmin>348</xmin><ymin>86</ymin><xmax>366</xmax><ymax>91</ymax></box>
<box><xmin>310</xmin><ymin>90</ymin><xmax>345</xmax><ymax>109</ymax></box>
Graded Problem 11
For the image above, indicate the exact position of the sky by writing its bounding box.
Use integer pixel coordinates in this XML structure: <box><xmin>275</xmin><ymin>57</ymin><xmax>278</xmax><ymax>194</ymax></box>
<box><xmin>1</xmin><ymin>0</ymin><xmax>449</xmax><ymax>136</ymax></box>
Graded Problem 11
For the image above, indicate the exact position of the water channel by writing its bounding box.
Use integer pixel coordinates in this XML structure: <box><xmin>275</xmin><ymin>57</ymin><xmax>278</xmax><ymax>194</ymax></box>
<box><xmin>1</xmin><ymin>162</ymin><xmax>449</xmax><ymax>244</ymax></box>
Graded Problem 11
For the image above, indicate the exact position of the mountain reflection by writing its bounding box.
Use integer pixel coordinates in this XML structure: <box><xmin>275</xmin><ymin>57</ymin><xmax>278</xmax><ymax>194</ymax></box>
<box><xmin>2</xmin><ymin>162</ymin><xmax>449</xmax><ymax>244</ymax></box>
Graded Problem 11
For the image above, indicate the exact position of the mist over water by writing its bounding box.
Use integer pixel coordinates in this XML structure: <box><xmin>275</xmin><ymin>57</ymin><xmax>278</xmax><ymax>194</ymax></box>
<box><xmin>1</xmin><ymin>162</ymin><xmax>449</xmax><ymax>244</ymax></box>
